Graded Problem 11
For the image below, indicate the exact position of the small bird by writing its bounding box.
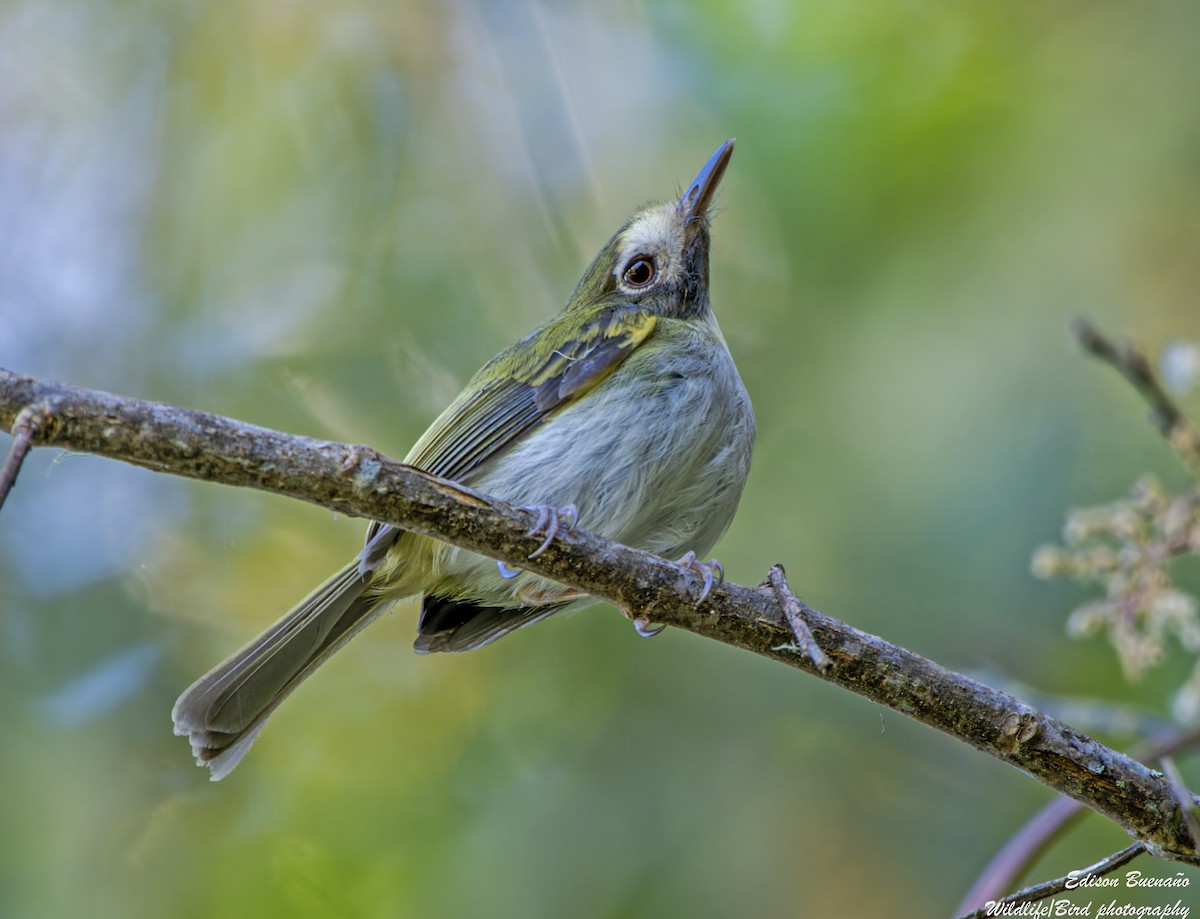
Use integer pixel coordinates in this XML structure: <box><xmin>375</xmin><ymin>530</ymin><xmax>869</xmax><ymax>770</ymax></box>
<box><xmin>172</xmin><ymin>139</ymin><xmax>756</xmax><ymax>779</ymax></box>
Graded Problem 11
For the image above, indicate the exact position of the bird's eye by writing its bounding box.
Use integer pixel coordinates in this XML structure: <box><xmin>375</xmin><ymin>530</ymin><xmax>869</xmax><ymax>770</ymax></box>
<box><xmin>621</xmin><ymin>256</ymin><xmax>656</xmax><ymax>288</ymax></box>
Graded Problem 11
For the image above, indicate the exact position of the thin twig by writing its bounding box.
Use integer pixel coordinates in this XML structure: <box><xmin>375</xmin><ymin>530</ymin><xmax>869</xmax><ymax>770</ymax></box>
<box><xmin>956</xmin><ymin>843</ymin><xmax>1145</xmax><ymax>919</ymax></box>
<box><xmin>765</xmin><ymin>564</ymin><xmax>831</xmax><ymax>672</ymax></box>
<box><xmin>955</xmin><ymin>797</ymin><xmax>1087</xmax><ymax>915</ymax></box>
<box><xmin>1071</xmin><ymin>318</ymin><xmax>1200</xmax><ymax>474</ymax></box>
<box><xmin>0</xmin><ymin>405</ymin><xmax>41</xmax><ymax>510</ymax></box>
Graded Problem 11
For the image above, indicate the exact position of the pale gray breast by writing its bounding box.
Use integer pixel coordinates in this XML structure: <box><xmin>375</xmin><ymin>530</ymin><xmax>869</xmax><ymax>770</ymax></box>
<box><xmin>470</xmin><ymin>312</ymin><xmax>755</xmax><ymax>560</ymax></box>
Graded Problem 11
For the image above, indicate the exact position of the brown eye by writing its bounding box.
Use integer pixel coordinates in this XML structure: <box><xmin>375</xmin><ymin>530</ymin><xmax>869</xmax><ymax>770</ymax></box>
<box><xmin>622</xmin><ymin>256</ymin><xmax>656</xmax><ymax>288</ymax></box>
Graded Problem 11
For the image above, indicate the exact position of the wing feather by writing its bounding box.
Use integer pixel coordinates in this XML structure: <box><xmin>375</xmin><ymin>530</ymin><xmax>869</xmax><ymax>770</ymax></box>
<box><xmin>360</xmin><ymin>307</ymin><xmax>657</xmax><ymax>566</ymax></box>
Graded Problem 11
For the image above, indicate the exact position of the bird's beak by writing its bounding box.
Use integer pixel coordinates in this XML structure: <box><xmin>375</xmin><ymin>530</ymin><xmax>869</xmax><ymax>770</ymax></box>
<box><xmin>680</xmin><ymin>138</ymin><xmax>735</xmax><ymax>223</ymax></box>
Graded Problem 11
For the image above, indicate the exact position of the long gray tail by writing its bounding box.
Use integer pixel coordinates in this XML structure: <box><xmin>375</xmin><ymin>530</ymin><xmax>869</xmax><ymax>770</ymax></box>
<box><xmin>171</xmin><ymin>561</ymin><xmax>380</xmax><ymax>780</ymax></box>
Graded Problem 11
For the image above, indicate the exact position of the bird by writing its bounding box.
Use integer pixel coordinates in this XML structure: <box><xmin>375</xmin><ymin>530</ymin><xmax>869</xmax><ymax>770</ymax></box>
<box><xmin>172</xmin><ymin>139</ymin><xmax>756</xmax><ymax>780</ymax></box>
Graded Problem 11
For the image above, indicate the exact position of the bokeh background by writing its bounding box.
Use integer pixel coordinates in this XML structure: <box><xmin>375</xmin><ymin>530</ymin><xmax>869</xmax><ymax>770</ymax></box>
<box><xmin>3</xmin><ymin>1</ymin><xmax>1200</xmax><ymax>916</ymax></box>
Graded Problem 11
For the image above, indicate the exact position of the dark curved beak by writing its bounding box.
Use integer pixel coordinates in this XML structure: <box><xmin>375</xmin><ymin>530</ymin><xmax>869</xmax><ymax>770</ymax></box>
<box><xmin>680</xmin><ymin>138</ymin><xmax>735</xmax><ymax>221</ymax></box>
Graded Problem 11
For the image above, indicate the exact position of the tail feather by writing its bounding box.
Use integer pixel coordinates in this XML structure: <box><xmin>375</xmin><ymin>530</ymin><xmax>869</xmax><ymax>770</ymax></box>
<box><xmin>415</xmin><ymin>595</ymin><xmax>566</xmax><ymax>653</ymax></box>
<box><xmin>172</xmin><ymin>561</ymin><xmax>380</xmax><ymax>780</ymax></box>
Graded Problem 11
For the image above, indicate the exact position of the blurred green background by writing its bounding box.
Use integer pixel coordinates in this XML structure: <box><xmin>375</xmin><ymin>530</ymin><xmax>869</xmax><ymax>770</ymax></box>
<box><xmin>2</xmin><ymin>1</ymin><xmax>1200</xmax><ymax>916</ymax></box>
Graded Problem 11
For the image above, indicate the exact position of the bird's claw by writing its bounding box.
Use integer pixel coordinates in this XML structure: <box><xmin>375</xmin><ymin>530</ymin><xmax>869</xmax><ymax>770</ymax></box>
<box><xmin>633</xmin><ymin>615</ymin><xmax>666</xmax><ymax>638</ymax></box>
<box><xmin>497</xmin><ymin>501</ymin><xmax>580</xmax><ymax>584</ymax></box>
<box><xmin>672</xmin><ymin>551</ymin><xmax>724</xmax><ymax>602</ymax></box>
<box><xmin>524</xmin><ymin>502</ymin><xmax>578</xmax><ymax>559</ymax></box>
<box><xmin>627</xmin><ymin>554</ymin><xmax>722</xmax><ymax>637</ymax></box>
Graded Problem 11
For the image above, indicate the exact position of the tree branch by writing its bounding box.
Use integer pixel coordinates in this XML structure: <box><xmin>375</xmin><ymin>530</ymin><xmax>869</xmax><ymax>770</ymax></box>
<box><xmin>2</xmin><ymin>365</ymin><xmax>1198</xmax><ymax>864</ymax></box>
<box><xmin>957</xmin><ymin>725</ymin><xmax>1200</xmax><ymax>911</ymax></box>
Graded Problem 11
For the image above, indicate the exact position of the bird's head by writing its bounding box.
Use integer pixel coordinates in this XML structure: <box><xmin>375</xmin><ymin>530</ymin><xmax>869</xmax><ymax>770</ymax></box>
<box><xmin>567</xmin><ymin>139</ymin><xmax>734</xmax><ymax>320</ymax></box>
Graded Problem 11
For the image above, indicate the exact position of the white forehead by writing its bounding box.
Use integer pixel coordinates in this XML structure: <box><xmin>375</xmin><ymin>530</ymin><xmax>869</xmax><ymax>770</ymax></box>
<box><xmin>613</xmin><ymin>203</ymin><xmax>684</xmax><ymax>281</ymax></box>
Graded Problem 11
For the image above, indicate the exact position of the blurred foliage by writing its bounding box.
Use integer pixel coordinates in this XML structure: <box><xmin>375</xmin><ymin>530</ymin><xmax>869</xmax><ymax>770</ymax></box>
<box><xmin>1034</xmin><ymin>477</ymin><xmax>1200</xmax><ymax>686</ymax></box>
<box><xmin>2</xmin><ymin>0</ymin><xmax>1200</xmax><ymax>916</ymax></box>
<box><xmin>1034</xmin><ymin>461</ymin><xmax>1200</xmax><ymax>731</ymax></box>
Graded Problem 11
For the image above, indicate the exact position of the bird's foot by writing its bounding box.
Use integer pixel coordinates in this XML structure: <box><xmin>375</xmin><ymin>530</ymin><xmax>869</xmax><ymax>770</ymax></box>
<box><xmin>633</xmin><ymin>616</ymin><xmax>666</xmax><ymax>638</ymax></box>
<box><xmin>493</xmin><ymin>503</ymin><xmax>579</xmax><ymax>581</ymax></box>
<box><xmin>524</xmin><ymin>502</ymin><xmax>578</xmax><ymax>559</ymax></box>
<box><xmin>672</xmin><ymin>550</ymin><xmax>725</xmax><ymax>603</ymax></box>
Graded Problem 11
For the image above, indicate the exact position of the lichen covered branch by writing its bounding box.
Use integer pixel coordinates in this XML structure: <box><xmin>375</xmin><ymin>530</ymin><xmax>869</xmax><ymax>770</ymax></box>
<box><xmin>2</xmin><ymin>365</ymin><xmax>1197</xmax><ymax>864</ymax></box>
